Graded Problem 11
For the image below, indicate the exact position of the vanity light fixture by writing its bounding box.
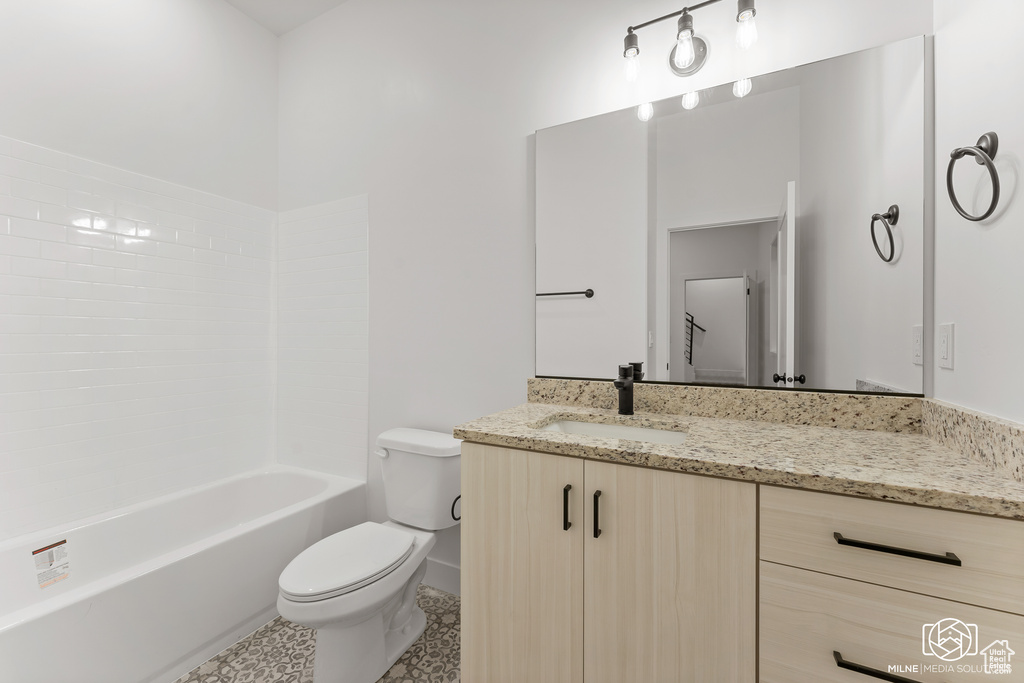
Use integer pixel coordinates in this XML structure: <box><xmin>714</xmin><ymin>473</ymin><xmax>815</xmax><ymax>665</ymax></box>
<box><xmin>732</xmin><ymin>77</ymin><xmax>752</xmax><ymax>97</ymax></box>
<box><xmin>622</xmin><ymin>0</ymin><xmax>758</xmax><ymax>81</ymax></box>
<box><xmin>624</xmin><ymin>31</ymin><xmax>640</xmax><ymax>82</ymax></box>
<box><xmin>681</xmin><ymin>91</ymin><xmax>700</xmax><ymax>110</ymax></box>
<box><xmin>673</xmin><ymin>12</ymin><xmax>696</xmax><ymax>69</ymax></box>
<box><xmin>736</xmin><ymin>0</ymin><xmax>758</xmax><ymax>49</ymax></box>
<box><xmin>637</xmin><ymin>102</ymin><xmax>655</xmax><ymax>121</ymax></box>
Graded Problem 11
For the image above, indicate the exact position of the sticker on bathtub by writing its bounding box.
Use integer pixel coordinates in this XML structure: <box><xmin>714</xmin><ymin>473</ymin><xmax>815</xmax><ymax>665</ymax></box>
<box><xmin>32</xmin><ymin>539</ymin><xmax>70</xmax><ymax>588</ymax></box>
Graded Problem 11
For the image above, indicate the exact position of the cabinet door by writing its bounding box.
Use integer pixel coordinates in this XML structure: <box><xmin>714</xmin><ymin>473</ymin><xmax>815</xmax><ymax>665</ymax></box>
<box><xmin>461</xmin><ymin>443</ymin><xmax>585</xmax><ymax>683</ymax></box>
<box><xmin>583</xmin><ymin>461</ymin><xmax>757</xmax><ymax>682</ymax></box>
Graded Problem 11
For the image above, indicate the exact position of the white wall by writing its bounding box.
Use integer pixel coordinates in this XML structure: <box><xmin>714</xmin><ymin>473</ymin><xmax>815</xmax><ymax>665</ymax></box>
<box><xmin>276</xmin><ymin>197</ymin><xmax>369</xmax><ymax>479</ymax></box>
<box><xmin>0</xmin><ymin>0</ymin><xmax>278</xmax><ymax>209</ymax></box>
<box><xmin>536</xmin><ymin>109</ymin><xmax>648</xmax><ymax>379</ymax></box>
<box><xmin>656</xmin><ymin>89</ymin><xmax>800</xmax><ymax>230</ymax></box>
<box><xmin>933</xmin><ymin>0</ymin><xmax>1024</xmax><ymax>423</ymax></box>
<box><xmin>0</xmin><ymin>137</ymin><xmax>275</xmax><ymax>540</ymax></box>
<box><xmin>278</xmin><ymin>0</ymin><xmax>932</xmax><ymax>585</ymax></box>
<box><xmin>797</xmin><ymin>38</ymin><xmax>926</xmax><ymax>394</ymax></box>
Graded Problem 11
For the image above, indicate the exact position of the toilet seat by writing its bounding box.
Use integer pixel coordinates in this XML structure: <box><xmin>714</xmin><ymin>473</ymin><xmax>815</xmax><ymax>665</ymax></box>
<box><xmin>279</xmin><ymin>522</ymin><xmax>416</xmax><ymax>603</ymax></box>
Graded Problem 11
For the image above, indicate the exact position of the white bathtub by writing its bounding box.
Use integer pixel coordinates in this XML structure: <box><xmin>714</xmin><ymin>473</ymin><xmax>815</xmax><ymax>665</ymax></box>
<box><xmin>0</xmin><ymin>465</ymin><xmax>366</xmax><ymax>683</ymax></box>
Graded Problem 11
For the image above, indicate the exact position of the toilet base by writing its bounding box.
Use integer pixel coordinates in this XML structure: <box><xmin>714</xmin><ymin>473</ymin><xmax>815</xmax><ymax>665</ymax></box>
<box><xmin>311</xmin><ymin>604</ymin><xmax>427</xmax><ymax>683</ymax></box>
<box><xmin>307</xmin><ymin>559</ymin><xmax>429</xmax><ymax>683</ymax></box>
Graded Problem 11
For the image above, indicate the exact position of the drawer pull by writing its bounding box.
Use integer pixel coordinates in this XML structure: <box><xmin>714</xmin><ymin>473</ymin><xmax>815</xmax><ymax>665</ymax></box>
<box><xmin>833</xmin><ymin>651</ymin><xmax>923</xmax><ymax>683</ymax></box>
<box><xmin>563</xmin><ymin>485</ymin><xmax>572</xmax><ymax>531</ymax></box>
<box><xmin>593</xmin><ymin>490</ymin><xmax>602</xmax><ymax>538</ymax></box>
<box><xmin>833</xmin><ymin>532</ymin><xmax>962</xmax><ymax>566</ymax></box>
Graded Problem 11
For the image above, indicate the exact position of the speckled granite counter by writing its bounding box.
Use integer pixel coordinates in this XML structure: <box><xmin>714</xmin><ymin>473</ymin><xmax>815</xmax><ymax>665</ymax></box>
<box><xmin>453</xmin><ymin>401</ymin><xmax>1024</xmax><ymax>521</ymax></box>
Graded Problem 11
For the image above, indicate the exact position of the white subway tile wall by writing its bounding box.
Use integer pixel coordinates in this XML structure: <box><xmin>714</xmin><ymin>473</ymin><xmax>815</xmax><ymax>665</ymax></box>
<box><xmin>276</xmin><ymin>198</ymin><xmax>369</xmax><ymax>479</ymax></box>
<box><xmin>0</xmin><ymin>137</ymin><xmax>277</xmax><ymax>539</ymax></box>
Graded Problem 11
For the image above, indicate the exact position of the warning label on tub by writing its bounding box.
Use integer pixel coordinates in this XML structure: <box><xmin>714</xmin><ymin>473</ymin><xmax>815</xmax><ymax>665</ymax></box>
<box><xmin>32</xmin><ymin>539</ymin><xmax>70</xmax><ymax>588</ymax></box>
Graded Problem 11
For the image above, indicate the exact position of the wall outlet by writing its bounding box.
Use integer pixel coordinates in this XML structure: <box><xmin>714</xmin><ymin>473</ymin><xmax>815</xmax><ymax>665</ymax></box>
<box><xmin>938</xmin><ymin>323</ymin><xmax>955</xmax><ymax>370</ymax></box>
<box><xmin>912</xmin><ymin>325</ymin><xmax>923</xmax><ymax>366</ymax></box>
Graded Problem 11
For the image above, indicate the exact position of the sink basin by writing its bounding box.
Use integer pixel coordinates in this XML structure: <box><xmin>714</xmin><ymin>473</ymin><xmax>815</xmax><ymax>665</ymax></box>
<box><xmin>539</xmin><ymin>420</ymin><xmax>687</xmax><ymax>445</ymax></box>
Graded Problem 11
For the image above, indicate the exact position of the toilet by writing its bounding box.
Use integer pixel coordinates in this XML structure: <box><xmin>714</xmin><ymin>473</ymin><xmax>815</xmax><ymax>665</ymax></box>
<box><xmin>277</xmin><ymin>428</ymin><xmax>461</xmax><ymax>683</ymax></box>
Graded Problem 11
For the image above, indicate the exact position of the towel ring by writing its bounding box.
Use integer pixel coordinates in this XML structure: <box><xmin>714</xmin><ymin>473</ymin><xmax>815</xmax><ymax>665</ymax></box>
<box><xmin>870</xmin><ymin>204</ymin><xmax>899</xmax><ymax>263</ymax></box>
<box><xmin>947</xmin><ymin>132</ymin><xmax>1000</xmax><ymax>222</ymax></box>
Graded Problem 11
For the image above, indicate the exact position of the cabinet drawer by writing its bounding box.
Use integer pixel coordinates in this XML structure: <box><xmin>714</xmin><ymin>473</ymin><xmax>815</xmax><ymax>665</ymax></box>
<box><xmin>760</xmin><ymin>486</ymin><xmax>1024</xmax><ymax>614</ymax></box>
<box><xmin>761</xmin><ymin>562</ymin><xmax>1024</xmax><ymax>682</ymax></box>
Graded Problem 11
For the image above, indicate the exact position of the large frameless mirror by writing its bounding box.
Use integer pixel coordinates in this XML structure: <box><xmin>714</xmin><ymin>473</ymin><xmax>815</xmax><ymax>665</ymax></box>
<box><xmin>536</xmin><ymin>36</ymin><xmax>928</xmax><ymax>395</ymax></box>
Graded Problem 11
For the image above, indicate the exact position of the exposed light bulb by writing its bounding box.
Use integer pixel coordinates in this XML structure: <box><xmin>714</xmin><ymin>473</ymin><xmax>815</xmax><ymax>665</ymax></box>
<box><xmin>736</xmin><ymin>11</ymin><xmax>758</xmax><ymax>50</ymax></box>
<box><xmin>624</xmin><ymin>53</ymin><xmax>640</xmax><ymax>83</ymax></box>
<box><xmin>681</xmin><ymin>91</ymin><xmax>700</xmax><ymax>110</ymax></box>
<box><xmin>637</xmin><ymin>102</ymin><xmax>654</xmax><ymax>122</ymax></box>
<box><xmin>733</xmin><ymin>78</ymin><xmax>752</xmax><ymax>98</ymax></box>
<box><xmin>674</xmin><ymin>31</ymin><xmax>695</xmax><ymax>69</ymax></box>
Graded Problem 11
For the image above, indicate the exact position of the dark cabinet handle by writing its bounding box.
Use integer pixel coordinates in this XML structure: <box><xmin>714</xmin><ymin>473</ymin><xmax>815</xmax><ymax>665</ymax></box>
<box><xmin>563</xmin><ymin>485</ymin><xmax>572</xmax><ymax>531</ymax></box>
<box><xmin>593</xmin><ymin>490</ymin><xmax>602</xmax><ymax>538</ymax></box>
<box><xmin>834</xmin><ymin>651</ymin><xmax>923</xmax><ymax>683</ymax></box>
<box><xmin>834</xmin><ymin>532</ymin><xmax>962</xmax><ymax>566</ymax></box>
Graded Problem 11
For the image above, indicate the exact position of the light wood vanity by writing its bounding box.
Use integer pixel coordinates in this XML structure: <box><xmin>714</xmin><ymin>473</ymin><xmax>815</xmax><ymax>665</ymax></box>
<box><xmin>461</xmin><ymin>443</ymin><xmax>756</xmax><ymax>683</ymax></box>
<box><xmin>760</xmin><ymin>487</ymin><xmax>1024</xmax><ymax>682</ymax></box>
<box><xmin>456</xmin><ymin>382</ymin><xmax>1024</xmax><ymax>682</ymax></box>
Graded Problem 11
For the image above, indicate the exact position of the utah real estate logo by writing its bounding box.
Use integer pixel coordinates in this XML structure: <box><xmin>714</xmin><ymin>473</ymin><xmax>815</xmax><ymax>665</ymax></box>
<box><xmin>887</xmin><ymin>617</ymin><xmax>1015</xmax><ymax>675</ymax></box>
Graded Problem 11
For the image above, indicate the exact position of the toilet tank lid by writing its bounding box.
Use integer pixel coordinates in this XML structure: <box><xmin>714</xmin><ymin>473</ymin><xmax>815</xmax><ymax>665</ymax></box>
<box><xmin>376</xmin><ymin>428</ymin><xmax>461</xmax><ymax>457</ymax></box>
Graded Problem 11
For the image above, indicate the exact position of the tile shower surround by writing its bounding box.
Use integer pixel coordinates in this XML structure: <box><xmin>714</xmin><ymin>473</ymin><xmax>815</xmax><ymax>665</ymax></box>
<box><xmin>0</xmin><ymin>136</ymin><xmax>368</xmax><ymax>540</ymax></box>
<box><xmin>0</xmin><ymin>136</ymin><xmax>274</xmax><ymax>538</ymax></box>
<box><xmin>276</xmin><ymin>199</ymin><xmax>369</xmax><ymax>480</ymax></box>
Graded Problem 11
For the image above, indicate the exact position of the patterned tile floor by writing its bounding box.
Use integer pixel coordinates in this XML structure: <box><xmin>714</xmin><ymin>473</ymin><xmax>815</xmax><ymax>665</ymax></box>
<box><xmin>173</xmin><ymin>586</ymin><xmax>460</xmax><ymax>683</ymax></box>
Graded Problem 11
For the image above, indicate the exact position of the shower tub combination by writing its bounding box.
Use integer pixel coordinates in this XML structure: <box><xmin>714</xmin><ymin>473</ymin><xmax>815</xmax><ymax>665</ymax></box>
<box><xmin>0</xmin><ymin>466</ymin><xmax>365</xmax><ymax>683</ymax></box>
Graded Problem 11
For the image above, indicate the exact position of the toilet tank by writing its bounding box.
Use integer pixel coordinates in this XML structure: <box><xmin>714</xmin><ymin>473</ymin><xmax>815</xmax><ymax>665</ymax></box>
<box><xmin>375</xmin><ymin>428</ymin><xmax>461</xmax><ymax>531</ymax></box>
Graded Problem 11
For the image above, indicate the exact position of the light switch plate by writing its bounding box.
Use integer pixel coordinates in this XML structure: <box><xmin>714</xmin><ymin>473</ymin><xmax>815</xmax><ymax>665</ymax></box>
<box><xmin>938</xmin><ymin>323</ymin><xmax>955</xmax><ymax>370</ymax></box>
<box><xmin>912</xmin><ymin>325</ymin><xmax>923</xmax><ymax>366</ymax></box>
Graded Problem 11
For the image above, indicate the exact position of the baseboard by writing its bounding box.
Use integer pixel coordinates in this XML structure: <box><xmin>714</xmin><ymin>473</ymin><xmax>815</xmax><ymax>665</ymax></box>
<box><xmin>423</xmin><ymin>557</ymin><xmax>460</xmax><ymax>596</ymax></box>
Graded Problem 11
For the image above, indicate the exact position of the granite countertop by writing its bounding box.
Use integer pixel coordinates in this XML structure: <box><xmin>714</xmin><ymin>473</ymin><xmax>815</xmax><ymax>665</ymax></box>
<box><xmin>453</xmin><ymin>402</ymin><xmax>1024</xmax><ymax>521</ymax></box>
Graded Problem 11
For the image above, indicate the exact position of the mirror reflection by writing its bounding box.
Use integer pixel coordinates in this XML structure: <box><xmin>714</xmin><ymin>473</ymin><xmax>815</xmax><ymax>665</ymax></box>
<box><xmin>536</xmin><ymin>36</ymin><xmax>927</xmax><ymax>395</ymax></box>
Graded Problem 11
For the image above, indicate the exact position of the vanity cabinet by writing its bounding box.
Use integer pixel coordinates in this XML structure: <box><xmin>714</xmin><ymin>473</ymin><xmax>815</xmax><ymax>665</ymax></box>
<box><xmin>461</xmin><ymin>443</ymin><xmax>757</xmax><ymax>683</ymax></box>
<box><xmin>759</xmin><ymin>486</ymin><xmax>1024</xmax><ymax>682</ymax></box>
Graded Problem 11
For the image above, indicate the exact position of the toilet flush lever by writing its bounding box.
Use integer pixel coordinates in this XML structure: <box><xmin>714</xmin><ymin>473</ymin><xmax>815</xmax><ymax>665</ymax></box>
<box><xmin>374</xmin><ymin>448</ymin><xmax>389</xmax><ymax>459</ymax></box>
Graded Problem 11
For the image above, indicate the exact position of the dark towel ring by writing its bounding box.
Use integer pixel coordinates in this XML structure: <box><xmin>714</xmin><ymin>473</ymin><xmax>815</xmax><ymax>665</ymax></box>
<box><xmin>947</xmin><ymin>132</ymin><xmax>1000</xmax><ymax>221</ymax></box>
<box><xmin>870</xmin><ymin>204</ymin><xmax>899</xmax><ymax>263</ymax></box>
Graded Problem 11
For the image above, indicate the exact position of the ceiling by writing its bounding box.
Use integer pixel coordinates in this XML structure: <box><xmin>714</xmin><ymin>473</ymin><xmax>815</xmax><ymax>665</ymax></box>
<box><xmin>223</xmin><ymin>0</ymin><xmax>350</xmax><ymax>36</ymax></box>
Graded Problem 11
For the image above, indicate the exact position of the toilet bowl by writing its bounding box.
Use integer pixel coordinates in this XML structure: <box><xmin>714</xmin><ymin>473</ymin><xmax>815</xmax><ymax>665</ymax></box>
<box><xmin>277</xmin><ymin>428</ymin><xmax>461</xmax><ymax>683</ymax></box>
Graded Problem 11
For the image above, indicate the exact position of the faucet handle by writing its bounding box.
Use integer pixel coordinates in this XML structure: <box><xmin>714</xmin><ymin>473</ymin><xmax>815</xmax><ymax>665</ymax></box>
<box><xmin>618</xmin><ymin>364</ymin><xmax>634</xmax><ymax>379</ymax></box>
<box><xmin>630</xmin><ymin>362</ymin><xmax>644</xmax><ymax>382</ymax></box>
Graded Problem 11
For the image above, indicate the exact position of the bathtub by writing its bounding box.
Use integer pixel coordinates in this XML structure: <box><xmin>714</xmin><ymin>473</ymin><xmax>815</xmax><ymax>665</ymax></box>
<box><xmin>0</xmin><ymin>465</ymin><xmax>366</xmax><ymax>683</ymax></box>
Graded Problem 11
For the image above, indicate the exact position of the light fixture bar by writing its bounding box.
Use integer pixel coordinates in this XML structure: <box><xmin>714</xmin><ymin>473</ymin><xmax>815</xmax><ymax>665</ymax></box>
<box><xmin>623</xmin><ymin>0</ymin><xmax>758</xmax><ymax>83</ymax></box>
<box><xmin>627</xmin><ymin>0</ymin><xmax>723</xmax><ymax>33</ymax></box>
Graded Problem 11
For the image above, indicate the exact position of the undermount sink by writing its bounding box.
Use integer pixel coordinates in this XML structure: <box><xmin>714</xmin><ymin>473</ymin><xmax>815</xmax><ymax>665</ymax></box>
<box><xmin>539</xmin><ymin>420</ymin><xmax>687</xmax><ymax>445</ymax></box>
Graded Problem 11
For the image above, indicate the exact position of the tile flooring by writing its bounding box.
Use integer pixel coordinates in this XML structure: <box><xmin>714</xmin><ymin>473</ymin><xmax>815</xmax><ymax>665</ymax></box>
<box><xmin>174</xmin><ymin>586</ymin><xmax>460</xmax><ymax>683</ymax></box>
